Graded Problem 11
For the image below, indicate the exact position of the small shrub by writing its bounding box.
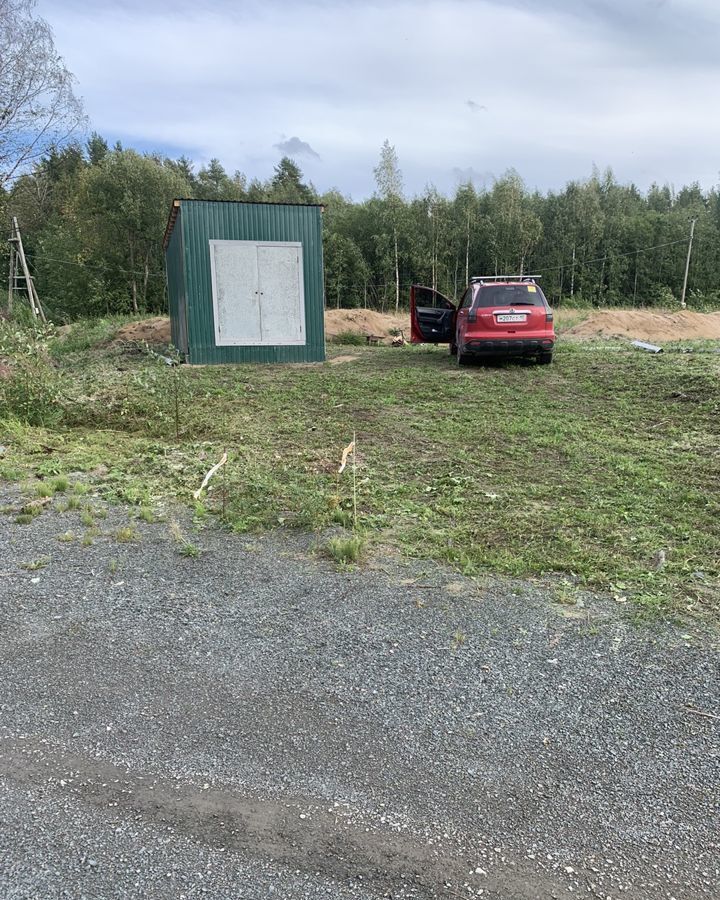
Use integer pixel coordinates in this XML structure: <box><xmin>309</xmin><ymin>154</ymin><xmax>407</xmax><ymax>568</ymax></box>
<box><xmin>333</xmin><ymin>331</ymin><xmax>366</xmax><ymax>346</ymax></box>
<box><xmin>34</xmin><ymin>482</ymin><xmax>53</xmax><ymax>498</ymax></box>
<box><xmin>66</xmin><ymin>495</ymin><xmax>81</xmax><ymax>510</ymax></box>
<box><xmin>138</xmin><ymin>506</ymin><xmax>154</xmax><ymax>523</ymax></box>
<box><xmin>115</xmin><ymin>526</ymin><xmax>137</xmax><ymax>543</ymax></box>
<box><xmin>81</xmin><ymin>529</ymin><xmax>98</xmax><ymax>547</ymax></box>
<box><xmin>15</xmin><ymin>514</ymin><xmax>34</xmax><ymax>525</ymax></box>
<box><xmin>20</xmin><ymin>502</ymin><xmax>44</xmax><ymax>518</ymax></box>
<box><xmin>179</xmin><ymin>542</ymin><xmax>201</xmax><ymax>558</ymax></box>
<box><xmin>56</xmin><ymin>530</ymin><xmax>75</xmax><ymax>542</ymax></box>
<box><xmin>326</xmin><ymin>534</ymin><xmax>365</xmax><ymax>564</ymax></box>
<box><xmin>80</xmin><ymin>507</ymin><xmax>94</xmax><ymax>527</ymax></box>
<box><xmin>0</xmin><ymin>322</ymin><xmax>64</xmax><ymax>426</ymax></box>
<box><xmin>51</xmin><ymin>476</ymin><xmax>69</xmax><ymax>493</ymax></box>
<box><xmin>331</xmin><ymin>508</ymin><xmax>354</xmax><ymax>527</ymax></box>
<box><xmin>22</xmin><ymin>556</ymin><xmax>50</xmax><ymax>570</ymax></box>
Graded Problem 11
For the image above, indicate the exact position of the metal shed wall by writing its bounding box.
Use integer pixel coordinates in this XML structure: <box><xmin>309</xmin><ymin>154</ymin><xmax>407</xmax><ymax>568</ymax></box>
<box><xmin>170</xmin><ymin>200</ymin><xmax>325</xmax><ymax>365</ymax></box>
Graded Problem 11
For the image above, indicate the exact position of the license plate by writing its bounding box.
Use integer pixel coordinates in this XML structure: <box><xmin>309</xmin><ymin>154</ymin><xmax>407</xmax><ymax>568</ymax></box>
<box><xmin>496</xmin><ymin>313</ymin><xmax>526</xmax><ymax>323</ymax></box>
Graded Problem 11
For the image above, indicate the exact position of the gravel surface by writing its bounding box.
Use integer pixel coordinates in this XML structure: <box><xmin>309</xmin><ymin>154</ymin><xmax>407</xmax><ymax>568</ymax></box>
<box><xmin>0</xmin><ymin>488</ymin><xmax>718</xmax><ymax>899</ymax></box>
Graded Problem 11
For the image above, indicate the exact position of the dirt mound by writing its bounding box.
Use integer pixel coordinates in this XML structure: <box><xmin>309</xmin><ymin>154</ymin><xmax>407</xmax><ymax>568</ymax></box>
<box><xmin>325</xmin><ymin>309</ymin><xmax>410</xmax><ymax>340</ymax></box>
<box><xmin>113</xmin><ymin>317</ymin><xmax>171</xmax><ymax>345</ymax></box>
<box><xmin>561</xmin><ymin>309</ymin><xmax>720</xmax><ymax>342</ymax></box>
<box><xmin>106</xmin><ymin>308</ymin><xmax>719</xmax><ymax>350</ymax></box>
<box><xmin>109</xmin><ymin>312</ymin><xmax>408</xmax><ymax>347</ymax></box>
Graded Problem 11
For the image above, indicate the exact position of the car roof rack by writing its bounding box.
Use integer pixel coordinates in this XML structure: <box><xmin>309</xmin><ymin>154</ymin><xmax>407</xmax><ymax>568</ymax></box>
<box><xmin>470</xmin><ymin>274</ymin><xmax>542</xmax><ymax>283</ymax></box>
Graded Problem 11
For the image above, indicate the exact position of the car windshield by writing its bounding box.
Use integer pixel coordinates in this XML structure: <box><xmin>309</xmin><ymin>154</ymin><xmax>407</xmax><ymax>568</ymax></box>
<box><xmin>474</xmin><ymin>285</ymin><xmax>544</xmax><ymax>308</ymax></box>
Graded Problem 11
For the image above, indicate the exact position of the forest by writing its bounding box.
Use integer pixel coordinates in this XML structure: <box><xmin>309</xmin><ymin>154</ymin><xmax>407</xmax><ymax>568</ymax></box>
<box><xmin>2</xmin><ymin>134</ymin><xmax>719</xmax><ymax>321</ymax></box>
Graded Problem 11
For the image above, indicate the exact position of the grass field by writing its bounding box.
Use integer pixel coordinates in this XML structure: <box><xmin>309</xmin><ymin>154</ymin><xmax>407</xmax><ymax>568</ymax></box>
<box><xmin>1</xmin><ymin>320</ymin><xmax>718</xmax><ymax>624</ymax></box>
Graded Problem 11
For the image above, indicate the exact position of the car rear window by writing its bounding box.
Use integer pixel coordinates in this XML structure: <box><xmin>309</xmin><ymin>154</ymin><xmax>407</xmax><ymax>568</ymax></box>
<box><xmin>474</xmin><ymin>285</ymin><xmax>545</xmax><ymax>308</ymax></box>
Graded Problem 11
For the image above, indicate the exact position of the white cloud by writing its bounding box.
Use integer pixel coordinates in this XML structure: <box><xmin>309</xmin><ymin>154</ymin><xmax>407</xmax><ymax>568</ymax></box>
<box><xmin>38</xmin><ymin>0</ymin><xmax>720</xmax><ymax>197</ymax></box>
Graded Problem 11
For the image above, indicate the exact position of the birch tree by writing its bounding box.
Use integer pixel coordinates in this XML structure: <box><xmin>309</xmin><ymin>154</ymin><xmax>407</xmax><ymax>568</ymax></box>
<box><xmin>0</xmin><ymin>0</ymin><xmax>85</xmax><ymax>187</ymax></box>
<box><xmin>373</xmin><ymin>140</ymin><xmax>404</xmax><ymax>311</ymax></box>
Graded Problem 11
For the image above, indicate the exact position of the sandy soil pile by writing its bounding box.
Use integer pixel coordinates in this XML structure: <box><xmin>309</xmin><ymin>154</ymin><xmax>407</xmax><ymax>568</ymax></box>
<box><xmin>324</xmin><ymin>309</ymin><xmax>410</xmax><ymax>340</ymax></box>
<box><xmin>559</xmin><ymin>309</ymin><xmax>720</xmax><ymax>342</ymax></box>
<box><xmin>103</xmin><ymin>308</ymin><xmax>720</xmax><ymax>348</ymax></box>
<box><xmin>113</xmin><ymin>317</ymin><xmax>172</xmax><ymax>345</ymax></box>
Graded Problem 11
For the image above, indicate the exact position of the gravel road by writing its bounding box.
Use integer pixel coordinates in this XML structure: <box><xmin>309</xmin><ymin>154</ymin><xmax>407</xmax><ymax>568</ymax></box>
<box><xmin>0</xmin><ymin>489</ymin><xmax>718</xmax><ymax>899</ymax></box>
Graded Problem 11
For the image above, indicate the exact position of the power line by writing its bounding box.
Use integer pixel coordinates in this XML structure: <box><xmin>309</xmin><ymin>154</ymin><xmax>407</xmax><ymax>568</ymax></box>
<box><xmin>24</xmin><ymin>251</ymin><xmax>166</xmax><ymax>280</ymax></box>
<box><xmin>537</xmin><ymin>238</ymin><xmax>688</xmax><ymax>275</ymax></box>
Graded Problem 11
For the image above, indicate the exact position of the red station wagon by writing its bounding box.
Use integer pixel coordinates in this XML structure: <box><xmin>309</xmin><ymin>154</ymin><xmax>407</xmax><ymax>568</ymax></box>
<box><xmin>410</xmin><ymin>275</ymin><xmax>556</xmax><ymax>365</ymax></box>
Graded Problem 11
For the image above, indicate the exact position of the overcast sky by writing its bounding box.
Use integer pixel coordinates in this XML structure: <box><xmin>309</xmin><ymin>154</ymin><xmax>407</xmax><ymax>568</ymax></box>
<box><xmin>37</xmin><ymin>0</ymin><xmax>720</xmax><ymax>199</ymax></box>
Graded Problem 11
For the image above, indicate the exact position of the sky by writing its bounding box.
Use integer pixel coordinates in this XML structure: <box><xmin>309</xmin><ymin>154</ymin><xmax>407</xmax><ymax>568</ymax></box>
<box><xmin>37</xmin><ymin>0</ymin><xmax>720</xmax><ymax>199</ymax></box>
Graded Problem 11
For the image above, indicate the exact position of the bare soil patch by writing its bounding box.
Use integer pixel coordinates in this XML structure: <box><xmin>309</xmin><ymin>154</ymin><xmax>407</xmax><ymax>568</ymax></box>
<box><xmin>112</xmin><ymin>317</ymin><xmax>171</xmax><ymax>345</ymax></box>
<box><xmin>559</xmin><ymin>308</ymin><xmax>720</xmax><ymax>342</ymax></box>
<box><xmin>101</xmin><ymin>308</ymin><xmax>720</xmax><ymax>349</ymax></box>
<box><xmin>327</xmin><ymin>354</ymin><xmax>360</xmax><ymax>365</ymax></box>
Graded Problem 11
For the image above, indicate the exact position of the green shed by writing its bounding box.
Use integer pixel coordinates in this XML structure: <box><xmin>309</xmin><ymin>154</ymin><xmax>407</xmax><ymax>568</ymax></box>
<box><xmin>163</xmin><ymin>199</ymin><xmax>325</xmax><ymax>364</ymax></box>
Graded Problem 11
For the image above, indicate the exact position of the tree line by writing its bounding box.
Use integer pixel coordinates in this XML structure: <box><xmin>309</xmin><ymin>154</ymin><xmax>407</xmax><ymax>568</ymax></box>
<box><xmin>2</xmin><ymin>134</ymin><xmax>719</xmax><ymax>321</ymax></box>
<box><xmin>1</xmin><ymin>1</ymin><xmax>718</xmax><ymax>320</ymax></box>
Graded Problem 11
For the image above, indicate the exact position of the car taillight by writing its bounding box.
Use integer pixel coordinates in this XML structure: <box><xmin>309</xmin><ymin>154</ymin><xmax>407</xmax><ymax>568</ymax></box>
<box><xmin>546</xmin><ymin>310</ymin><xmax>554</xmax><ymax>323</ymax></box>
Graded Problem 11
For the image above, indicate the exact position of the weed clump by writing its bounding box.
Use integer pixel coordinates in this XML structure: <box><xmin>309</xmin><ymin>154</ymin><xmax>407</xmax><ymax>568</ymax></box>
<box><xmin>0</xmin><ymin>322</ymin><xmax>64</xmax><ymax>426</ymax></box>
<box><xmin>333</xmin><ymin>331</ymin><xmax>366</xmax><ymax>346</ymax></box>
<box><xmin>326</xmin><ymin>534</ymin><xmax>366</xmax><ymax>565</ymax></box>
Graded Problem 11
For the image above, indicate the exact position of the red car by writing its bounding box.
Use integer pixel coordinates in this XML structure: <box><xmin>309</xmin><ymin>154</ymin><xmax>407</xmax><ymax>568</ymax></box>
<box><xmin>410</xmin><ymin>276</ymin><xmax>556</xmax><ymax>365</ymax></box>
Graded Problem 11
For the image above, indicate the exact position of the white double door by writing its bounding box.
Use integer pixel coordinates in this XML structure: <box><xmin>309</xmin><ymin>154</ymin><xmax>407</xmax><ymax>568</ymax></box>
<box><xmin>210</xmin><ymin>240</ymin><xmax>306</xmax><ymax>346</ymax></box>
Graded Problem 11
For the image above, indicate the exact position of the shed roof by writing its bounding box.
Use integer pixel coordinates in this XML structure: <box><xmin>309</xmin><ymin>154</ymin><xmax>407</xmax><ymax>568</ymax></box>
<box><xmin>162</xmin><ymin>197</ymin><xmax>325</xmax><ymax>250</ymax></box>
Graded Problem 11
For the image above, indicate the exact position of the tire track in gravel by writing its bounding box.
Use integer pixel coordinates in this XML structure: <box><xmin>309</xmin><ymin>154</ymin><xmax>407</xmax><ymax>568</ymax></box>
<box><xmin>1</xmin><ymin>737</ymin><xmax>556</xmax><ymax>899</ymax></box>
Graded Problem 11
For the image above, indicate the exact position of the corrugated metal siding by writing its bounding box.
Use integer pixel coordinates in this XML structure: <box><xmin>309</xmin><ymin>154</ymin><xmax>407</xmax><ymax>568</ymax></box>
<box><xmin>178</xmin><ymin>200</ymin><xmax>325</xmax><ymax>364</ymax></box>
<box><xmin>165</xmin><ymin>208</ymin><xmax>188</xmax><ymax>354</ymax></box>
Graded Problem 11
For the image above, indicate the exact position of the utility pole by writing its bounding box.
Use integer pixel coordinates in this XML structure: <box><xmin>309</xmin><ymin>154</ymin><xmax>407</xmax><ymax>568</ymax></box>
<box><xmin>680</xmin><ymin>217</ymin><xmax>697</xmax><ymax>310</ymax></box>
<box><xmin>7</xmin><ymin>217</ymin><xmax>46</xmax><ymax>322</ymax></box>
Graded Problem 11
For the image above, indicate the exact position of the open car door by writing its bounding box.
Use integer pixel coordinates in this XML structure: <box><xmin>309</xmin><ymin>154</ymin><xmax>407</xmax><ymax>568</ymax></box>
<box><xmin>410</xmin><ymin>285</ymin><xmax>456</xmax><ymax>344</ymax></box>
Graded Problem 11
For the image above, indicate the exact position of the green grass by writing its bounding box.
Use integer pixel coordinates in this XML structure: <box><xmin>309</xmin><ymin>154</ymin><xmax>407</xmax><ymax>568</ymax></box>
<box><xmin>115</xmin><ymin>526</ymin><xmax>137</xmax><ymax>543</ymax></box>
<box><xmin>1</xmin><ymin>331</ymin><xmax>719</xmax><ymax>623</ymax></box>
<box><xmin>178</xmin><ymin>541</ymin><xmax>202</xmax><ymax>558</ymax></box>
<box><xmin>326</xmin><ymin>534</ymin><xmax>366</xmax><ymax>565</ymax></box>
<box><xmin>21</xmin><ymin>557</ymin><xmax>51</xmax><ymax>570</ymax></box>
<box><xmin>138</xmin><ymin>505</ymin><xmax>154</xmax><ymax>523</ymax></box>
<box><xmin>80</xmin><ymin>507</ymin><xmax>95</xmax><ymax>527</ymax></box>
<box><xmin>51</xmin><ymin>475</ymin><xmax>69</xmax><ymax>493</ymax></box>
<box><xmin>333</xmin><ymin>331</ymin><xmax>368</xmax><ymax>346</ymax></box>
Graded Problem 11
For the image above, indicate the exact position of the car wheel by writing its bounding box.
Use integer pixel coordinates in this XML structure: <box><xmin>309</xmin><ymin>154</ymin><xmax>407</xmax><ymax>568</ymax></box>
<box><xmin>457</xmin><ymin>352</ymin><xmax>471</xmax><ymax>366</ymax></box>
<box><xmin>449</xmin><ymin>341</ymin><xmax>458</xmax><ymax>356</ymax></box>
<box><xmin>538</xmin><ymin>351</ymin><xmax>553</xmax><ymax>365</ymax></box>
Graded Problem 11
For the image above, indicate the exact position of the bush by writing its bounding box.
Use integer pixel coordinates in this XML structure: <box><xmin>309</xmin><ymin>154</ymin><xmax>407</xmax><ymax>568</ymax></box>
<box><xmin>0</xmin><ymin>322</ymin><xmax>64</xmax><ymax>426</ymax></box>
<box><xmin>326</xmin><ymin>534</ymin><xmax>366</xmax><ymax>564</ymax></box>
<box><xmin>333</xmin><ymin>331</ymin><xmax>367</xmax><ymax>346</ymax></box>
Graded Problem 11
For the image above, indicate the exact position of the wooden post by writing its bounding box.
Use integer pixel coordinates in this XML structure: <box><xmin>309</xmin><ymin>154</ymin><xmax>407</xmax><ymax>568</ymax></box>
<box><xmin>680</xmin><ymin>217</ymin><xmax>696</xmax><ymax>310</ymax></box>
<box><xmin>11</xmin><ymin>216</ymin><xmax>46</xmax><ymax>322</ymax></box>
